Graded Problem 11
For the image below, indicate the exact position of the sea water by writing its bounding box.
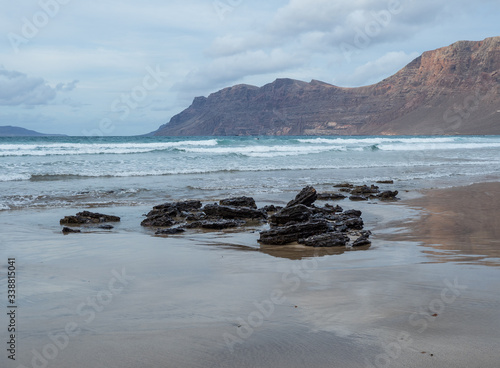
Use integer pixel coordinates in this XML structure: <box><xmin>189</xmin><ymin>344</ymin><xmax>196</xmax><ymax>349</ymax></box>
<box><xmin>1</xmin><ymin>135</ymin><xmax>499</xmax><ymax>210</ymax></box>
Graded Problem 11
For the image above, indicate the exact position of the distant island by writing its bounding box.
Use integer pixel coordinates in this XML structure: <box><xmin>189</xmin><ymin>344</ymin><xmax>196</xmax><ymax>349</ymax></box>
<box><xmin>153</xmin><ymin>36</ymin><xmax>500</xmax><ymax>136</ymax></box>
<box><xmin>0</xmin><ymin>126</ymin><xmax>66</xmax><ymax>137</ymax></box>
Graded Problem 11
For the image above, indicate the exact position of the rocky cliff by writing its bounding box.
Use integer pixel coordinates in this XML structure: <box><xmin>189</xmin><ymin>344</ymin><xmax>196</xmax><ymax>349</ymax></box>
<box><xmin>154</xmin><ymin>37</ymin><xmax>500</xmax><ymax>136</ymax></box>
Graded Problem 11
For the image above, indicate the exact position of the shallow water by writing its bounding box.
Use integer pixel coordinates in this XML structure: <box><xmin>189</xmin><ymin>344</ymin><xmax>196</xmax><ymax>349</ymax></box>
<box><xmin>1</xmin><ymin>135</ymin><xmax>500</xmax><ymax>211</ymax></box>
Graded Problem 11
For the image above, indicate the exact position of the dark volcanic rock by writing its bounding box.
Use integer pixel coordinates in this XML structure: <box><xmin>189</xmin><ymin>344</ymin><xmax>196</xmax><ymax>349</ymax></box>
<box><xmin>352</xmin><ymin>233</ymin><xmax>372</xmax><ymax>247</ymax></box>
<box><xmin>258</xmin><ymin>221</ymin><xmax>330</xmax><ymax>245</ymax></box>
<box><xmin>334</xmin><ymin>183</ymin><xmax>353</xmax><ymax>188</ymax></box>
<box><xmin>344</xmin><ymin>218</ymin><xmax>364</xmax><ymax>230</ymax></box>
<box><xmin>60</xmin><ymin>211</ymin><xmax>120</xmax><ymax>225</ymax></box>
<box><xmin>186</xmin><ymin>219</ymin><xmax>245</xmax><ymax>229</ymax></box>
<box><xmin>349</xmin><ymin>195</ymin><xmax>368</xmax><ymax>201</ymax></box>
<box><xmin>98</xmin><ymin>225</ymin><xmax>114</xmax><ymax>230</ymax></box>
<box><xmin>260</xmin><ymin>205</ymin><xmax>283</xmax><ymax>213</ymax></box>
<box><xmin>351</xmin><ymin>185</ymin><xmax>379</xmax><ymax>195</ymax></box>
<box><xmin>376</xmin><ymin>180</ymin><xmax>394</xmax><ymax>184</ymax></box>
<box><xmin>299</xmin><ymin>232</ymin><xmax>349</xmax><ymax>247</ymax></box>
<box><xmin>62</xmin><ymin>227</ymin><xmax>81</xmax><ymax>234</ymax></box>
<box><xmin>143</xmin><ymin>200</ymin><xmax>204</xmax><ymax>227</ymax></box>
<box><xmin>155</xmin><ymin>228</ymin><xmax>186</xmax><ymax>235</ymax></box>
<box><xmin>317</xmin><ymin>192</ymin><xmax>347</xmax><ymax>200</ymax></box>
<box><xmin>141</xmin><ymin>215</ymin><xmax>176</xmax><ymax>227</ymax></box>
<box><xmin>203</xmin><ymin>204</ymin><xmax>267</xmax><ymax>220</ymax></box>
<box><xmin>220</xmin><ymin>196</ymin><xmax>257</xmax><ymax>209</ymax></box>
<box><xmin>311</xmin><ymin>204</ymin><xmax>343</xmax><ymax>215</ymax></box>
<box><xmin>270</xmin><ymin>205</ymin><xmax>312</xmax><ymax>226</ymax></box>
<box><xmin>151</xmin><ymin>200</ymin><xmax>202</xmax><ymax>217</ymax></box>
<box><xmin>377</xmin><ymin>190</ymin><xmax>399</xmax><ymax>200</ymax></box>
<box><xmin>286</xmin><ymin>186</ymin><xmax>317</xmax><ymax>207</ymax></box>
<box><xmin>343</xmin><ymin>209</ymin><xmax>362</xmax><ymax>218</ymax></box>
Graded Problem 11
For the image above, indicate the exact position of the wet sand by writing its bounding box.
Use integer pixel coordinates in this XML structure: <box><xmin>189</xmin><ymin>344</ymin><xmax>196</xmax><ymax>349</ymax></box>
<box><xmin>385</xmin><ymin>182</ymin><xmax>500</xmax><ymax>265</ymax></box>
<box><xmin>1</xmin><ymin>184</ymin><xmax>500</xmax><ymax>368</ymax></box>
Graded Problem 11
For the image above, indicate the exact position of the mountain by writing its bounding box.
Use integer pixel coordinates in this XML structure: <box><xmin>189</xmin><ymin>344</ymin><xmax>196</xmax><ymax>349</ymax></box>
<box><xmin>0</xmin><ymin>126</ymin><xmax>66</xmax><ymax>137</ymax></box>
<box><xmin>154</xmin><ymin>36</ymin><xmax>500</xmax><ymax>136</ymax></box>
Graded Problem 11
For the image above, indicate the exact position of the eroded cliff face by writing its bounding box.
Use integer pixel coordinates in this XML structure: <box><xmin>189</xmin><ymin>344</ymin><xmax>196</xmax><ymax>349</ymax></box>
<box><xmin>154</xmin><ymin>37</ymin><xmax>500</xmax><ymax>136</ymax></box>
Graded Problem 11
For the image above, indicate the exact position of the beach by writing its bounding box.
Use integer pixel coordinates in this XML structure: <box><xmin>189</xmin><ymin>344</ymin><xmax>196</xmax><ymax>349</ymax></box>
<box><xmin>2</xmin><ymin>179</ymin><xmax>500</xmax><ymax>368</ymax></box>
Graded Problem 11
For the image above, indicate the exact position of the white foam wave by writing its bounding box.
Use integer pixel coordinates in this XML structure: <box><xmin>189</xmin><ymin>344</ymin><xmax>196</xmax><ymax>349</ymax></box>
<box><xmin>0</xmin><ymin>140</ymin><xmax>218</xmax><ymax>157</ymax></box>
<box><xmin>0</xmin><ymin>173</ymin><xmax>31</xmax><ymax>182</ymax></box>
<box><xmin>377</xmin><ymin>142</ymin><xmax>500</xmax><ymax>151</ymax></box>
<box><xmin>297</xmin><ymin>137</ymin><xmax>458</xmax><ymax>145</ymax></box>
<box><xmin>182</xmin><ymin>144</ymin><xmax>345</xmax><ymax>157</ymax></box>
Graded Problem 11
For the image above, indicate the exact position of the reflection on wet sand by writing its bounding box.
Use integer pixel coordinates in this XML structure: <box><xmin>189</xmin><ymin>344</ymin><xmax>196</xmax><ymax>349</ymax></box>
<box><xmin>386</xmin><ymin>182</ymin><xmax>500</xmax><ymax>265</ymax></box>
<box><xmin>196</xmin><ymin>240</ymin><xmax>371</xmax><ymax>260</ymax></box>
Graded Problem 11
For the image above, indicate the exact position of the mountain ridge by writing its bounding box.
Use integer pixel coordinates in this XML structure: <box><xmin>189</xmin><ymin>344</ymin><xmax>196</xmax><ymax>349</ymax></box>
<box><xmin>0</xmin><ymin>126</ymin><xmax>66</xmax><ymax>137</ymax></box>
<box><xmin>154</xmin><ymin>37</ymin><xmax>500</xmax><ymax>136</ymax></box>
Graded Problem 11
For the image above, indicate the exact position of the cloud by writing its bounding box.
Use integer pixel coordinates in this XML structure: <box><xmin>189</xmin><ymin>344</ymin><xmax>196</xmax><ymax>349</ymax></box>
<box><xmin>335</xmin><ymin>51</ymin><xmax>420</xmax><ymax>86</ymax></box>
<box><xmin>0</xmin><ymin>68</ymin><xmax>79</xmax><ymax>106</ymax></box>
<box><xmin>175</xmin><ymin>49</ymin><xmax>306</xmax><ymax>95</ymax></box>
<box><xmin>0</xmin><ymin>68</ymin><xmax>58</xmax><ymax>106</ymax></box>
<box><xmin>56</xmin><ymin>80</ymin><xmax>79</xmax><ymax>92</ymax></box>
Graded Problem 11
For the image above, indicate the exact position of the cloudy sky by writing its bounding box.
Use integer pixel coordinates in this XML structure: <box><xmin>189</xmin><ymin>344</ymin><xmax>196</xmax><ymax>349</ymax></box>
<box><xmin>1</xmin><ymin>0</ymin><xmax>499</xmax><ymax>135</ymax></box>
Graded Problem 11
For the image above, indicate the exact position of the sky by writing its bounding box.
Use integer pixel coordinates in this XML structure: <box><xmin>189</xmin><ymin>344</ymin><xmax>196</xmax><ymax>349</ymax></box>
<box><xmin>0</xmin><ymin>0</ymin><xmax>499</xmax><ymax>136</ymax></box>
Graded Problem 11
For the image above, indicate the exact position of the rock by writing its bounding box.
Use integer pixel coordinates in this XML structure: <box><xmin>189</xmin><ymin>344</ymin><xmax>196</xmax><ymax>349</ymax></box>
<box><xmin>151</xmin><ymin>200</ymin><xmax>202</xmax><ymax>217</ymax></box>
<box><xmin>260</xmin><ymin>205</ymin><xmax>283</xmax><ymax>213</ymax></box>
<box><xmin>352</xmin><ymin>233</ymin><xmax>371</xmax><ymax>247</ymax></box>
<box><xmin>377</xmin><ymin>190</ymin><xmax>399</xmax><ymax>200</ymax></box>
<box><xmin>141</xmin><ymin>215</ymin><xmax>176</xmax><ymax>227</ymax></box>
<box><xmin>146</xmin><ymin>207</ymin><xmax>178</xmax><ymax>218</ymax></box>
<box><xmin>339</xmin><ymin>188</ymin><xmax>352</xmax><ymax>193</ymax></box>
<box><xmin>286</xmin><ymin>186</ymin><xmax>317</xmax><ymax>207</ymax></box>
<box><xmin>62</xmin><ymin>227</ymin><xmax>81</xmax><ymax>234</ymax></box>
<box><xmin>376</xmin><ymin>180</ymin><xmax>394</xmax><ymax>184</ymax></box>
<box><xmin>298</xmin><ymin>232</ymin><xmax>349</xmax><ymax>247</ymax></box>
<box><xmin>202</xmin><ymin>204</ymin><xmax>267</xmax><ymax>220</ymax></box>
<box><xmin>317</xmin><ymin>193</ymin><xmax>347</xmax><ymax>200</ymax></box>
<box><xmin>186</xmin><ymin>219</ymin><xmax>245</xmax><ymax>229</ymax></box>
<box><xmin>344</xmin><ymin>218</ymin><xmax>364</xmax><ymax>230</ymax></box>
<box><xmin>60</xmin><ymin>211</ymin><xmax>120</xmax><ymax>225</ymax></box>
<box><xmin>349</xmin><ymin>195</ymin><xmax>368</xmax><ymax>201</ymax></box>
<box><xmin>333</xmin><ymin>183</ymin><xmax>353</xmax><ymax>188</ymax></box>
<box><xmin>343</xmin><ymin>209</ymin><xmax>362</xmax><ymax>218</ymax></box>
<box><xmin>351</xmin><ymin>185</ymin><xmax>379</xmax><ymax>195</ymax></box>
<box><xmin>155</xmin><ymin>228</ymin><xmax>185</xmax><ymax>235</ymax></box>
<box><xmin>311</xmin><ymin>204</ymin><xmax>343</xmax><ymax>215</ymax></box>
<box><xmin>270</xmin><ymin>205</ymin><xmax>312</xmax><ymax>226</ymax></box>
<box><xmin>185</xmin><ymin>212</ymin><xmax>208</xmax><ymax>222</ymax></box>
<box><xmin>98</xmin><ymin>225</ymin><xmax>114</xmax><ymax>230</ymax></box>
<box><xmin>258</xmin><ymin>221</ymin><xmax>330</xmax><ymax>245</ymax></box>
<box><xmin>220</xmin><ymin>196</ymin><xmax>257</xmax><ymax>209</ymax></box>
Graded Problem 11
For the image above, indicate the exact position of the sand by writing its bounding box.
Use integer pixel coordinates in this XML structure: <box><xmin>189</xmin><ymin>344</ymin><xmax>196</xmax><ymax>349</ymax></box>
<box><xmin>1</xmin><ymin>183</ymin><xmax>500</xmax><ymax>368</ymax></box>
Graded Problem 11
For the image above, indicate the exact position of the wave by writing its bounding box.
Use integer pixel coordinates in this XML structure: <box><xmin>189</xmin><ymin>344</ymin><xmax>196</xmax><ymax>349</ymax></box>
<box><xmin>297</xmin><ymin>137</ymin><xmax>458</xmax><ymax>145</ymax></box>
<box><xmin>0</xmin><ymin>140</ymin><xmax>218</xmax><ymax>157</ymax></box>
<box><xmin>2</xmin><ymin>159</ymin><xmax>498</xmax><ymax>182</ymax></box>
<box><xmin>377</xmin><ymin>142</ymin><xmax>500</xmax><ymax>151</ymax></box>
<box><xmin>181</xmin><ymin>144</ymin><xmax>346</xmax><ymax>157</ymax></box>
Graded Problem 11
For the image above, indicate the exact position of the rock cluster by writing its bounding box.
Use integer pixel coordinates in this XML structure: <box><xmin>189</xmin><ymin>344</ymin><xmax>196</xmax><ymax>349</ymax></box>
<box><xmin>60</xmin><ymin>187</ymin><xmax>373</xmax><ymax>248</ymax></box>
<box><xmin>59</xmin><ymin>211</ymin><xmax>120</xmax><ymax>234</ymax></box>
<box><xmin>140</xmin><ymin>198</ymin><xmax>268</xmax><ymax>235</ymax></box>
<box><xmin>318</xmin><ymin>183</ymin><xmax>399</xmax><ymax>202</ymax></box>
<box><xmin>258</xmin><ymin>186</ymin><xmax>371</xmax><ymax>247</ymax></box>
<box><xmin>60</xmin><ymin>211</ymin><xmax>120</xmax><ymax>225</ymax></box>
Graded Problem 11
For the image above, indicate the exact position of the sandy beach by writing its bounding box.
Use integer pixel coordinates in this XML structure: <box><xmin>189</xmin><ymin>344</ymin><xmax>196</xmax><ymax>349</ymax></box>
<box><xmin>1</xmin><ymin>182</ymin><xmax>500</xmax><ymax>368</ymax></box>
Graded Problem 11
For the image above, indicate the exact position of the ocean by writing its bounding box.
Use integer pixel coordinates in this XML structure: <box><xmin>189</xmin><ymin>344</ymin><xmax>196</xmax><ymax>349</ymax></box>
<box><xmin>1</xmin><ymin>135</ymin><xmax>500</xmax><ymax>211</ymax></box>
